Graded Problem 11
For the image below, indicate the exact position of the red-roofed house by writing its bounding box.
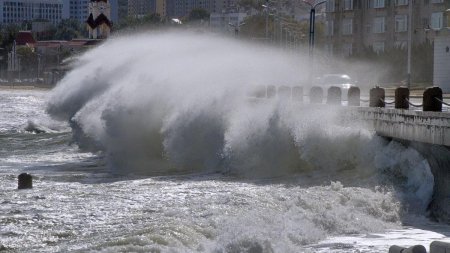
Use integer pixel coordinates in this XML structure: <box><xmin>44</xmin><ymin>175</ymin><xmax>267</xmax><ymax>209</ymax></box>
<box><xmin>15</xmin><ymin>31</ymin><xmax>36</xmax><ymax>47</ymax></box>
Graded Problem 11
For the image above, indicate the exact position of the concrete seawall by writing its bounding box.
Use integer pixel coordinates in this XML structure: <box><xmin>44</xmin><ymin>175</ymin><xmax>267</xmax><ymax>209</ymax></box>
<box><xmin>348</xmin><ymin>107</ymin><xmax>450</xmax><ymax>222</ymax></box>
<box><xmin>355</xmin><ymin>107</ymin><xmax>450</xmax><ymax>147</ymax></box>
<box><xmin>412</xmin><ymin>143</ymin><xmax>450</xmax><ymax>223</ymax></box>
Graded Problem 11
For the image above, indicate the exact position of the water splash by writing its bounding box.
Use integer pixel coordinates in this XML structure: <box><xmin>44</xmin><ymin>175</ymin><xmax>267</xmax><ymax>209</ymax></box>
<box><xmin>47</xmin><ymin>31</ymin><xmax>434</xmax><ymax>211</ymax></box>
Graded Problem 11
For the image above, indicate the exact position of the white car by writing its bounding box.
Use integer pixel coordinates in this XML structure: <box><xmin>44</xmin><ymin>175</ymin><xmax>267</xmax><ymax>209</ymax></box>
<box><xmin>318</xmin><ymin>74</ymin><xmax>355</xmax><ymax>100</ymax></box>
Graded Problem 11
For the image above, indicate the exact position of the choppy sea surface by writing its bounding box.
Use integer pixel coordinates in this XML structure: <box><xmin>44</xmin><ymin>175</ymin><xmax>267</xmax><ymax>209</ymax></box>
<box><xmin>1</xmin><ymin>31</ymin><xmax>450</xmax><ymax>253</ymax></box>
<box><xmin>1</xmin><ymin>89</ymin><xmax>449</xmax><ymax>253</ymax></box>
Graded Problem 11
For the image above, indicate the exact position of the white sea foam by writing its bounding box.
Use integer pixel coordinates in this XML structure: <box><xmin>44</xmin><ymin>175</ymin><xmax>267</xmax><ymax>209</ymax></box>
<box><xmin>46</xmin><ymin>31</ymin><xmax>435</xmax><ymax>207</ymax></box>
<box><xmin>0</xmin><ymin>89</ymin><xmax>446</xmax><ymax>252</ymax></box>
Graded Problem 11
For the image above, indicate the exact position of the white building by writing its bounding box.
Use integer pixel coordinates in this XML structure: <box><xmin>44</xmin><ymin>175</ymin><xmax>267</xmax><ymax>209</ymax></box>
<box><xmin>0</xmin><ymin>0</ymin><xmax>65</xmax><ymax>25</ymax></box>
<box><xmin>62</xmin><ymin>0</ymin><xmax>89</xmax><ymax>22</ymax></box>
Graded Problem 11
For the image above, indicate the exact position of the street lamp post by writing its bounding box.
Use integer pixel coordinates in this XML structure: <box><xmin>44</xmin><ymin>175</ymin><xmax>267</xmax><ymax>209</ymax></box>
<box><xmin>303</xmin><ymin>0</ymin><xmax>326</xmax><ymax>84</ymax></box>
<box><xmin>262</xmin><ymin>0</ymin><xmax>269</xmax><ymax>40</ymax></box>
<box><xmin>228</xmin><ymin>21</ymin><xmax>246</xmax><ymax>36</ymax></box>
<box><xmin>407</xmin><ymin>0</ymin><xmax>413</xmax><ymax>89</ymax></box>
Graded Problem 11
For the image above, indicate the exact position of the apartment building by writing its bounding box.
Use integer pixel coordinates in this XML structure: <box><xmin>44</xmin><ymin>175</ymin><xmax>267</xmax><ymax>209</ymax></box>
<box><xmin>62</xmin><ymin>0</ymin><xmax>89</xmax><ymax>22</ymax></box>
<box><xmin>325</xmin><ymin>0</ymin><xmax>449</xmax><ymax>56</ymax></box>
<box><xmin>127</xmin><ymin>0</ymin><xmax>165</xmax><ymax>17</ymax></box>
<box><xmin>62</xmin><ymin>0</ymin><xmax>117</xmax><ymax>23</ymax></box>
<box><xmin>0</xmin><ymin>0</ymin><xmax>65</xmax><ymax>24</ymax></box>
<box><xmin>165</xmin><ymin>0</ymin><xmax>215</xmax><ymax>18</ymax></box>
<box><xmin>128</xmin><ymin>0</ymin><xmax>154</xmax><ymax>17</ymax></box>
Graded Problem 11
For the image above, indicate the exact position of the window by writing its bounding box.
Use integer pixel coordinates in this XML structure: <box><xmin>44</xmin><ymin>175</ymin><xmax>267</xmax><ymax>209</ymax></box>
<box><xmin>342</xmin><ymin>18</ymin><xmax>353</xmax><ymax>35</ymax></box>
<box><xmin>394</xmin><ymin>40</ymin><xmax>407</xmax><ymax>49</ymax></box>
<box><xmin>326</xmin><ymin>20</ymin><xmax>334</xmax><ymax>36</ymax></box>
<box><xmin>395</xmin><ymin>15</ymin><xmax>407</xmax><ymax>32</ymax></box>
<box><xmin>372</xmin><ymin>0</ymin><xmax>385</xmax><ymax>8</ymax></box>
<box><xmin>395</xmin><ymin>0</ymin><xmax>408</xmax><ymax>5</ymax></box>
<box><xmin>373</xmin><ymin>16</ymin><xmax>385</xmax><ymax>33</ymax></box>
<box><xmin>326</xmin><ymin>0</ymin><xmax>335</xmax><ymax>12</ymax></box>
<box><xmin>431</xmin><ymin>12</ymin><xmax>443</xmax><ymax>30</ymax></box>
<box><xmin>344</xmin><ymin>0</ymin><xmax>353</xmax><ymax>10</ymax></box>
<box><xmin>373</xmin><ymin>41</ymin><xmax>385</xmax><ymax>53</ymax></box>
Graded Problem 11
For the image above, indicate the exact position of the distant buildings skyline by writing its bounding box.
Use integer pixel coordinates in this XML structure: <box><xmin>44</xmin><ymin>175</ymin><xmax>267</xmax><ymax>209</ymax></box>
<box><xmin>0</xmin><ymin>0</ymin><xmax>118</xmax><ymax>26</ymax></box>
<box><xmin>0</xmin><ymin>0</ymin><xmax>63</xmax><ymax>25</ymax></box>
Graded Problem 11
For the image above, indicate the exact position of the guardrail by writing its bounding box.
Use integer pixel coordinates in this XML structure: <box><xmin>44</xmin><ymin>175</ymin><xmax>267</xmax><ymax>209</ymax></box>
<box><xmin>248</xmin><ymin>85</ymin><xmax>449</xmax><ymax>112</ymax></box>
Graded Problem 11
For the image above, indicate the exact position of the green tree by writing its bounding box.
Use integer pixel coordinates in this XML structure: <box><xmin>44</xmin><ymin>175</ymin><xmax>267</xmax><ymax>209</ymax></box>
<box><xmin>0</xmin><ymin>24</ymin><xmax>20</xmax><ymax>51</ymax></box>
<box><xmin>115</xmin><ymin>13</ymin><xmax>163</xmax><ymax>31</ymax></box>
<box><xmin>53</xmin><ymin>19</ymin><xmax>85</xmax><ymax>40</ymax></box>
<box><xmin>17</xmin><ymin>46</ymin><xmax>38</xmax><ymax>76</ymax></box>
<box><xmin>188</xmin><ymin>8</ymin><xmax>210</xmax><ymax>21</ymax></box>
<box><xmin>238</xmin><ymin>0</ymin><xmax>264</xmax><ymax>10</ymax></box>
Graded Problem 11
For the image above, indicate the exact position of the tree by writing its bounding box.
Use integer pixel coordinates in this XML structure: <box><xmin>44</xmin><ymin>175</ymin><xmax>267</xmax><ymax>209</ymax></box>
<box><xmin>115</xmin><ymin>13</ymin><xmax>163</xmax><ymax>31</ymax></box>
<box><xmin>16</xmin><ymin>46</ymin><xmax>38</xmax><ymax>77</ymax></box>
<box><xmin>53</xmin><ymin>19</ymin><xmax>86</xmax><ymax>40</ymax></box>
<box><xmin>188</xmin><ymin>8</ymin><xmax>210</xmax><ymax>21</ymax></box>
<box><xmin>238</xmin><ymin>0</ymin><xmax>264</xmax><ymax>11</ymax></box>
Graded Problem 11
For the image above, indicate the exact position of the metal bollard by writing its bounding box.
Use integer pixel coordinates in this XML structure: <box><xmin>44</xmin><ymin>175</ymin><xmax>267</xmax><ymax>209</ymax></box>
<box><xmin>18</xmin><ymin>173</ymin><xmax>32</xmax><ymax>189</ymax></box>
<box><xmin>309</xmin><ymin>86</ymin><xmax>323</xmax><ymax>104</ymax></box>
<box><xmin>395</xmin><ymin>86</ymin><xmax>410</xmax><ymax>109</ymax></box>
<box><xmin>292</xmin><ymin>86</ymin><xmax>303</xmax><ymax>102</ymax></box>
<box><xmin>327</xmin><ymin>86</ymin><xmax>342</xmax><ymax>105</ymax></box>
<box><xmin>370</xmin><ymin>86</ymin><xmax>385</xmax><ymax>107</ymax></box>
<box><xmin>267</xmin><ymin>85</ymin><xmax>276</xmax><ymax>99</ymax></box>
<box><xmin>278</xmin><ymin>86</ymin><xmax>291</xmax><ymax>99</ymax></box>
<box><xmin>423</xmin><ymin>86</ymin><xmax>443</xmax><ymax>112</ymax></box>
<box><xmin>388</xmin><ymin>245</ymin><xmax>426</xmax><ymax>253</ymax></box>
<box><xmin>347</xmin><ymin>86</ymin><xmax>360</xmax><ymax>106</ymax></box>
<box><xmin>430</xmin><ymin>241</ymin><xmax>450</xmax><ymax>253</ymax></box>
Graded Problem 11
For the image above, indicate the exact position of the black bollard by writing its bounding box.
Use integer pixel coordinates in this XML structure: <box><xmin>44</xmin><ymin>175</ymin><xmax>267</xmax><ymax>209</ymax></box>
<box><xmin>278</xmin><ymin>85</ymin><xmax>291</xmax><ymax>99</ymax></box>
<box><xmin>18</xmin><ymin>173</ymin><xmax>32</xmax><ymax>189</ymax></box>
<box><xmin>388</xmin><ymin>245</ymin><xmax>426</xmax><ymax>253</ymax></box>
<box><xmin>309</xmin><ymin>86</ymin><xmax>323</xmax><ymax>104</ymax></box>
<box><xmin>423</xmin><ymin>86</ymin><xmax>443</xmax><ymax>112</ymax></box>
<box><xmin>267</xmin><ymin>85</ymin><xmax>276</xmax><ymax>99</ymax></box>
<box><xmin>347</xmin><ymin>86</ymin><xmax>360</xmax><ymax>106</ymax></box>
<box><xmin>430</xmin><ymin>241</ymin><xmax>450</xmax><ymax>253</ymax></box>
<box><xmin>292</xmin><ymin>86</ymin><xmax>303</xmax><ymax>102</ymax></box>
<box><xmin>395</xmin><ymin>86</ymin><xmax>410</xmax><ymax>109</ymax></box>
<box><xmin>253</xmin><ymin>85</ymin><xmax>267</xmax><ymax>98</ymax></box>
<box><xmin>327</xmin><ymin>86</ymin><xmax>342</xmax><ymax>105</ymax></box>
<box><xmin>369</xmin><ymin>86</ymin><xmax>385</xmax><ymax>107</ymax></box>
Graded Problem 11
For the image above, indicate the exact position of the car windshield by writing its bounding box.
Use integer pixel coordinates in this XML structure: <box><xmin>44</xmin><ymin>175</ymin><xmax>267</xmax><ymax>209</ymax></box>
<box><xmin>321</xmin><ymin>75</ymin><xmax>351</xmax><ymax>84</ymax></box>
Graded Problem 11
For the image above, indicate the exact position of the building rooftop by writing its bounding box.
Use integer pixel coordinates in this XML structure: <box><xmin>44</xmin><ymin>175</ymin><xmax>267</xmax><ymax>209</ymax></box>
<box><xmin>16</xmin><ymin>31</ymin><xmax>36</xmax><ymax>46</ymax></box>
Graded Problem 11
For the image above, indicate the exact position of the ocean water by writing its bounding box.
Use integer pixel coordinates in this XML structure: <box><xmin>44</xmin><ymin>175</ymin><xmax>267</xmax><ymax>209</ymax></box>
<box><xmin>1</xmin><ymin>32</ymin><xmax>449</xmax><ymax>252</ymax></box>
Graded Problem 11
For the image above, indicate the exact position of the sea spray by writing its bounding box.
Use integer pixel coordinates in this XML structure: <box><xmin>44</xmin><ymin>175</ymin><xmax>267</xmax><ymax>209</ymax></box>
<box><xmin>47</xmin><ymin>31</ymin><xmax>434</xmax><ymax>210</ymax></box>
<box><xmin>47</xmin><ymin>31</ymin><xmax>305</xmax><ymax>174</ymax></box>
<box><xmin>3</xmin><ymin>88</ymin><xmax>448</xmax><ymax>252</ymax></box>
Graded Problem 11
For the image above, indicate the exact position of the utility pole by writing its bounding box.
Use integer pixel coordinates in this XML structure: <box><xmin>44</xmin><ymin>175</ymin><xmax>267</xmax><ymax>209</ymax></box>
<box><xmin>303</xmin><ymin>0</ymin><xmax>326</xmax><ymax>84</ymax></box>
